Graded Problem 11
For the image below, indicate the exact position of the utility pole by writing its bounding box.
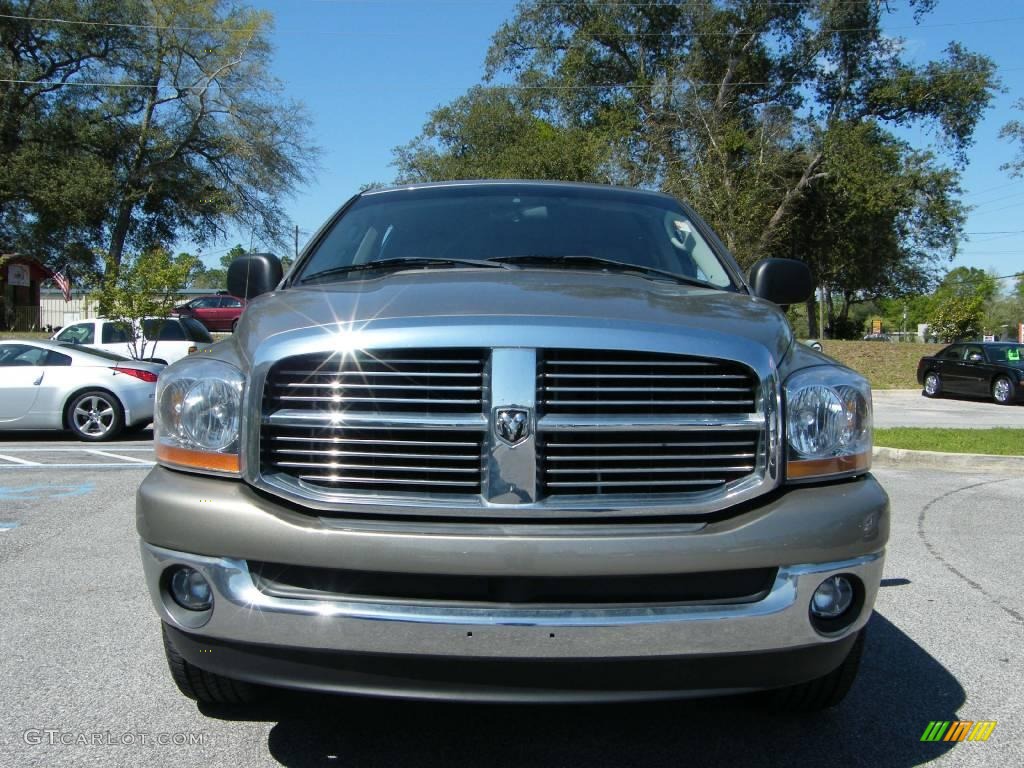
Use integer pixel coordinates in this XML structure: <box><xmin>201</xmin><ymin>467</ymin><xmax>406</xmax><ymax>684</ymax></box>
<box><xmin>818</xmin><ymin>285</ymin><xmax>825</xmax><ymax>339</ymax></box>
<box><xmin>294</xmin><ymin>225</ymin><xmax>299</xmax><ymax>260</ymax></box>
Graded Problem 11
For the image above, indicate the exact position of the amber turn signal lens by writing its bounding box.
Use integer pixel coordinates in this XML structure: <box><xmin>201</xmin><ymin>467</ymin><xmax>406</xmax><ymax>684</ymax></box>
<box><xmin>787</xmin><ymin>451</ymin><xmax>871</xmax><ymax>480</ymax></box>
<box><xmin>156</xmin><ymin>443</ymin><xmax>239</xmax><ymax>474</ymax></box>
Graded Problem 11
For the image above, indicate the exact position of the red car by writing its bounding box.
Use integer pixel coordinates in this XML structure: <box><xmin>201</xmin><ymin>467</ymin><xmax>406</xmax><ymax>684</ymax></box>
<box><xmin>171</xmin><ymin>294</ymin><xmax>245</xmax><ymax>332</ymax></box>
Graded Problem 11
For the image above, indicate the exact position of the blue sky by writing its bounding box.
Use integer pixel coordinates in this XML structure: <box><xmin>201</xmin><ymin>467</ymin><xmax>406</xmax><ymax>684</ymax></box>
<box><xmin>201</xmin><ymin>0</ymin><xmax>1024</xmax><ymax>288</ymax></box>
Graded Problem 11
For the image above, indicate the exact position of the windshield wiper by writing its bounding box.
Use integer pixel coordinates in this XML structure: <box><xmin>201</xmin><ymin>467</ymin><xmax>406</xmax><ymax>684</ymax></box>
<box><xmin>487</xmin><ymin>254</ymin><xmax>721</xmax><ymax>289</ymax></box>
<box><xmin>300</xmin><ymin>257</ymin><xmax>513</xmax><ymax>284</ymax></box>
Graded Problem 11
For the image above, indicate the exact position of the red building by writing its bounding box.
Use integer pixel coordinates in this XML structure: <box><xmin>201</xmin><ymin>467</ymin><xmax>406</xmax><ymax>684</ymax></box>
<box><xmin>0</xmin><ymin>255</ymin><xmax>56</xmax><ymax>331</ymax></box>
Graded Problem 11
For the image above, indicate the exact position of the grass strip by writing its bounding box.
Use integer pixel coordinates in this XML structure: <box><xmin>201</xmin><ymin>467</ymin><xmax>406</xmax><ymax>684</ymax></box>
<box><xmin>874</xmin><ymin>427</ymin><xmax>1024</xmax><ymax>456</ymax></box>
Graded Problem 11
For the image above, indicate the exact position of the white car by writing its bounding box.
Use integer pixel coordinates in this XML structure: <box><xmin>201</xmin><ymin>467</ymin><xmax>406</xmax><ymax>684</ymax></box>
<box><xmin>0</xmin><ymin>340</ymin><xmax>163</xmax><ymax>440</ymax></box>
<box><xmin>51</xmin><ymin>317</ymin><xmax>214</xmax><ymax>364</ymax></box>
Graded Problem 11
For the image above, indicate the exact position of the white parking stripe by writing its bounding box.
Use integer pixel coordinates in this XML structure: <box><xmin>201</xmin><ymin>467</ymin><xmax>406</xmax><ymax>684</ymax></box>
<box><xmin>84</xmin><ymin>449</ymin><xmax>155</xmax><ymax>464</ymax></box>
<box><xmin>0</xmin><ymin>462</ymin><xmax>154</xmax><ymax>469</ymax></box>
<box><xmin>0</xmin><ymin>446</ymin><xmax>153</xmax><ymax>452</ymax></box>
<box><xmin>0</xmin><ymin>454</ymin><xmax>43</xmax><ymax>466</ymax></box>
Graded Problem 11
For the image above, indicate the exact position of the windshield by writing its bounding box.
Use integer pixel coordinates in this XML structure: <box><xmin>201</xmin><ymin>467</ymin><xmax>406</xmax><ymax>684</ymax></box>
<box><xmin>296</xmin><ymin>187</ymin><xmax>736</xmax><ymax>289</ymax></box>
<box><xmin>985</xmin><ymin>344</ymin><xmax>1024</xmax><ymax>365</ymax></box>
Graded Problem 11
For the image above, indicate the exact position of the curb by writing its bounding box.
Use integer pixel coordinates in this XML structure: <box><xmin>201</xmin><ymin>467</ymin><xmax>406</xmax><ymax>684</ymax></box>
<box><xmin>872</xmin><ymin>446</ymin><xmax>1024</xmax><ymax>472</ymax></box>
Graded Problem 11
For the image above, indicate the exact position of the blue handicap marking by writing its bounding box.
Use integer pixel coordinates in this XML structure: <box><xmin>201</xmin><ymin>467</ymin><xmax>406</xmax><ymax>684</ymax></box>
<box><xmin>0</xmin><ymin>522</ymin><xmax>18</xmax><ymax>531</ymax></box>
<box><xmin>0</xmin><ymin>481</ymin><xmax>96</xmax><ymax>501</ymax></box>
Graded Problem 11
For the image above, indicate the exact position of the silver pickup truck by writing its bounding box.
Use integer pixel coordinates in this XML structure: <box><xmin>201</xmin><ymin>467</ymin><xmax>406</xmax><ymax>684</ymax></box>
<box><xmin>137</xmin><ymin>181</ymin><xmax>887</xmax><ymax>710</ymax></box>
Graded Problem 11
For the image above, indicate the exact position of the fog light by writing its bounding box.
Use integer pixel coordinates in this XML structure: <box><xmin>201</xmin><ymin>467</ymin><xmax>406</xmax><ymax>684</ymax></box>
<box><xmin>811</xmin><ymin>575</ymin><xmax>854</xmax><ymax>618</ymax></box>
<box><xmin>169</xmin><ymin>566</ymin><xmax>213</xmax><ymax>611</ymax></box>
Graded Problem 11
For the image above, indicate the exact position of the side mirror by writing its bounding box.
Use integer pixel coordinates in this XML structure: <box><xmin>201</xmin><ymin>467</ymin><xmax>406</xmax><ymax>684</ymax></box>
<box><xmin>227</xmin><ymin>253</ymin><xmax>283</xmax><ymax>300</ymax></box>
<box><xmin>968</xmin><ymin>353</ymin><xmax>983</xmax><ymax>362</ymax></box>
<box><xmin>747</xmin><ymin>258</ymin><xmax>814</xmax><ymax>306</ymax></box>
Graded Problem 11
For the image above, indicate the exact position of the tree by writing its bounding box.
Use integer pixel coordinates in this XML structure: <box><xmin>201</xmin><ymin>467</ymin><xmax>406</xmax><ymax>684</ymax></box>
<box><xmin>394</xmin><ymin>86</ymin><xmax>609</xmax><ymax>183</ymax></box>
<box><xmin>0</xmin><ymin>1</ymin><xmax>133</xmax><ymax>279</ymax></box>
<box><xmin>94</xmin><ymin>246</ymin><xmax>198</xmax><ymax>358</ymax></box>
<box><xmin>1000</xmin><ymin>98</ymin><xmax>1024</xmax><ymax>177</ymax></box>
<box><xmin>94</xmin><ymin>0</ymin><xmax>317</xmax><ymax>284</ymax></box>
<box><xmin>0</xmin><ymin>1</ymin><xmax>317</xmax><ymax>286</ymax></box>
<box><xmin>932</xmin><ymin>267</ymin><xmax>997</xmax><ymax>303</ymax></box>
<box><xmin>781</xmin><ymin>123</ymin><xmax>965</xmax><ymax>336</ymax></box>
<box><xmin>927</xmin><ymin>294</ymin><xmax>984</xmax><ymax>342</ymax></box>
<box><xmin>401</xmin><ymin>0</ymin><xmax>997</xmax><ymax>335</ymax></box>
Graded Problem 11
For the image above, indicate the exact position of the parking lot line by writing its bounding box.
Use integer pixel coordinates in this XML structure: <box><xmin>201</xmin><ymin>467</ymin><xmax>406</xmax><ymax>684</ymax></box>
<box><xmin>84</xmin><ymin>449</ymin><xmax>156</xmax><ymax>464</ymax></box>
<box><xmin>0</xmin><ymin>454</ymin><xmax>42</xmax><ymax>466</ymax></box>
<box><xmin>0</xmin><ymin>462</ymin><xmax>154</xmax><ymax>469</ymax></box>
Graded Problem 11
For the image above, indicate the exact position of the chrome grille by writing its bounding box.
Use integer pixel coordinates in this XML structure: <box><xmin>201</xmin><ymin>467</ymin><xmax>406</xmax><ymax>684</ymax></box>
<box><xmin>539</xmin><ymin>430</ymin><xmax>761</xmax><ymax>496</ymax></box>
<box><xmin>262</xmin><ymin>424</ymin><xmax>484</xmax><ymax>495</ymax></box>
<box><xmin>538</xmin><ymin>350</ymin><xmax>756</xmax><ymax>415</ymax></box>
<box><xmin>255</xmin><ymin>344</ymin><xmax>772</xmax><ymax>516</ymax></box>
<box><xmin>265</xmin><ymin>348</ymin><xmax>486</xmax><ymax>414</ymax></box>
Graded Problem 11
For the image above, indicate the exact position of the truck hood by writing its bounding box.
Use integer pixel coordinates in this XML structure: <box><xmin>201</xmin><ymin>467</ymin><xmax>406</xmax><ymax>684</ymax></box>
<box><xmin>235</xmin><ymin>269</ymin><xmax>793</xmax><ymax>365</ymax></box>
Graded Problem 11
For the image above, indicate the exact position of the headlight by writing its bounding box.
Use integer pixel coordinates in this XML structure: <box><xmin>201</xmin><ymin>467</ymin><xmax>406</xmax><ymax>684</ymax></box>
<box><xmin>155</xmin><ymin>358</ymin><xmax>244</xmax><ymax>475</ymax></box>
<box><xmin>785</xmin><ymin>367</ymin><xmax>872</xmax><ymax>481</ymax></box>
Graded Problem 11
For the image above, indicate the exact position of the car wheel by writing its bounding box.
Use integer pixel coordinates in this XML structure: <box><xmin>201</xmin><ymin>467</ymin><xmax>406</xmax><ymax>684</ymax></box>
<box><xmin>68</xmin><ymin>390</ymin><xmax>124</xmax><ymax>441</ymax></box>
<box><xmin>992</xmin><ymin>376</ymin><xmax>1015</xmax><ymax>405</ymax></box>
<box><xmin>162</xmin><ymin>623</ymin><xmax>259</xmax><ymax>705</ymax></box>
<box><xmin>765</xmin><ymin>629</ymin><xmax>865</xmax><ymax>712</ymax></box>
<box><xmin>231</xmin><ymin>319</ymin><xmax>239</xmax><ymax>333</ymax></box>
<box><xmin>923</xmin><ymin>371</ymin><xmax>942</xmax><ymax>398</ymax></box>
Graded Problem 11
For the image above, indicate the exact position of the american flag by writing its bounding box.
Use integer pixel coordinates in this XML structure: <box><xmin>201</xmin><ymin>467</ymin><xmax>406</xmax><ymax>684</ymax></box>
<box><xmin>52</xmin><ymin>270</ymin><xmax>72</xmax><ymax>302</ymax></box>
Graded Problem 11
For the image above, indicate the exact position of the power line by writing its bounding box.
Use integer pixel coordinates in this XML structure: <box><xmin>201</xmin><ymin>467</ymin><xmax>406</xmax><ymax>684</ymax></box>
<box><xmin>0</xmin><ymin>69</ymin><xmax>1009</xmax><ymax>92</ymax></box>
<box><xmin>2</xmin><ymin>10</ymin><xmax>1022</xmax><ymax>37</ymax></box>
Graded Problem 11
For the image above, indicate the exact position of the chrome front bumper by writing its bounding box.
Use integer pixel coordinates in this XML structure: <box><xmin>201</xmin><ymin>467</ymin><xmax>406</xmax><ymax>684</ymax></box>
<box><xmin>142</xmin><ymin>542</ymin><xmax>883</xmax><ymax>660</ymax></box>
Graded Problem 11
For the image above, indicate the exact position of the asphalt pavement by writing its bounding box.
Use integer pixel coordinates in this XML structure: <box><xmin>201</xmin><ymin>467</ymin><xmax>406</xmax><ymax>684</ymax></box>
<box><xmin>0</xmin><ymin>442</ymin><xmax>1021</xmax><ymax>767</ymax></box>
<box><xmin>873</xmin><ymin>389</ymin><xmax>1024</xmax><ymax>429</ymax></box>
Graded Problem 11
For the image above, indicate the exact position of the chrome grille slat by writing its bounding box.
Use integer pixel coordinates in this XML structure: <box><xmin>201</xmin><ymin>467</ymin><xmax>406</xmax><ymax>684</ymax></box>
<box><xmin>545</xmin><ymin>386</ymin><xmax>751</xmax><ymax>393</ymax></box>
<box><xmin>545</xmin><ymin>441</ymin><xmax>754</xmax><ymax>448</ymax></box>
<box><xmin>297</xmin><ymin>475</ymin><xmax>480</xmax><ymax>488</ymax></box>
<box><xmin>549</xmin><ymin>452</ymin><xmax>756</xmax><ymax>461</ymax></box>
<box><xmin>544</xmin><ymin>399</ymin><xmax>755</xmax><ymax>407</ymax></box>
<box><xmin>271</xmin><ymin>435</ymin><xmax>480</xmax><ymax>447</ymax></box>
<box><xmin>273</xmin><ymin>382</ymin><xmax>483</xmax><ymax>391</ymax></box>
<box><xmin>279</xmin><ymin>461</ymin><xmax>479</xmax><ymax>473</ymax></box>
<box><xmin>273</xmin><ymin>448</ymin><xmax>481</xmax><ymax>460</ymax></box>
<box><xmin>278</xmin><ymin>370</ymin><xmax>483</xmax><ymax>378</ymax></box>
<box><xmin>547</xmin><ymin>479</ymin><xmax>728</xmax><ymax>488</ymax></box>
<box><xmin>543</xmin><ymin>373</ymin><xmax>749</xmax><ymax>380</ymax></box>
<box><xmin>272</xmin><ymin>395</ymin><xmax>483</xmax><ymax>404</ymax></box>
<box><xmin>547</xmin><ymin>465</ymin><xmax>755</xmax><ymax>475</ymax></box>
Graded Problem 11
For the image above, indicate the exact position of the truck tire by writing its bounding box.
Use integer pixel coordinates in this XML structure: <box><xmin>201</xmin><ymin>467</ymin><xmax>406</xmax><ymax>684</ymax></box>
<box><xmin>161</xmin><ymin>623</ymin><xmax>260</xmax><ymax>705</ymax></box>
<box><xmin>766</xmin><ymin>629</ymin><xmax>865</xmax><ymax>712</ymax></box>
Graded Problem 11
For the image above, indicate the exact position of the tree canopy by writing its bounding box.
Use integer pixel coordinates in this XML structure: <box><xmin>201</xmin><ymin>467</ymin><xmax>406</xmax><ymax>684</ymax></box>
<box><xmin>396</xmin><ymin>0</ymin><xmax>999</xmax><ymax>337</ymax></box>
<box><xmin>0</xmin><ymin>0</ymin><xmax>317</xmax><ymax>285</ymax></box>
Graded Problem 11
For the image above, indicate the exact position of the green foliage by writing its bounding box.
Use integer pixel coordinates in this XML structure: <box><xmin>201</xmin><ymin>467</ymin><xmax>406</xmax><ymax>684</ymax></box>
<box><xmin>394</xmin><ymin>87</ymin><xmax>609</xmax><ymax>183</ymax></box>
<box><xmin>927</xmin><ymin>293</ymin><xmax>985</xmax><ymax>342</ymax></box>
<box><xmin>94</xmin><ymin>246</ymin><xmax>198</xmax><ymax>357</ymax></box>
<box><xmin>396</xmin><ymin>0</ymin><xmax>997</xmax><ymax>340</ymax></box>
<box><xmin>1000</xmin><ymin>98</ymin><xmax>1024</xmax><ymax>177</ymax></box>
<box><xmin>220</xmin><ymin>244</ymin><xmax>249</xmax><ymax>269</ymax></box>
<box><xmin>933</xmin><ymin>266</ymin><xmax>997</xmax><ymax>302</ymax></box>
<box><xmin>189</xmin><ymin>266</ymin><xmax>227</xmax><ymax>290</ymax></box>
<box><xmin>874</xmin><ymin>428</ymin><xmax>1024</xmax><ymax>456</ymax></box>
<box><xmin>0</xmin><ymin>0</ymin><xmax>317</xmax><ymax>285</ymax></box>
